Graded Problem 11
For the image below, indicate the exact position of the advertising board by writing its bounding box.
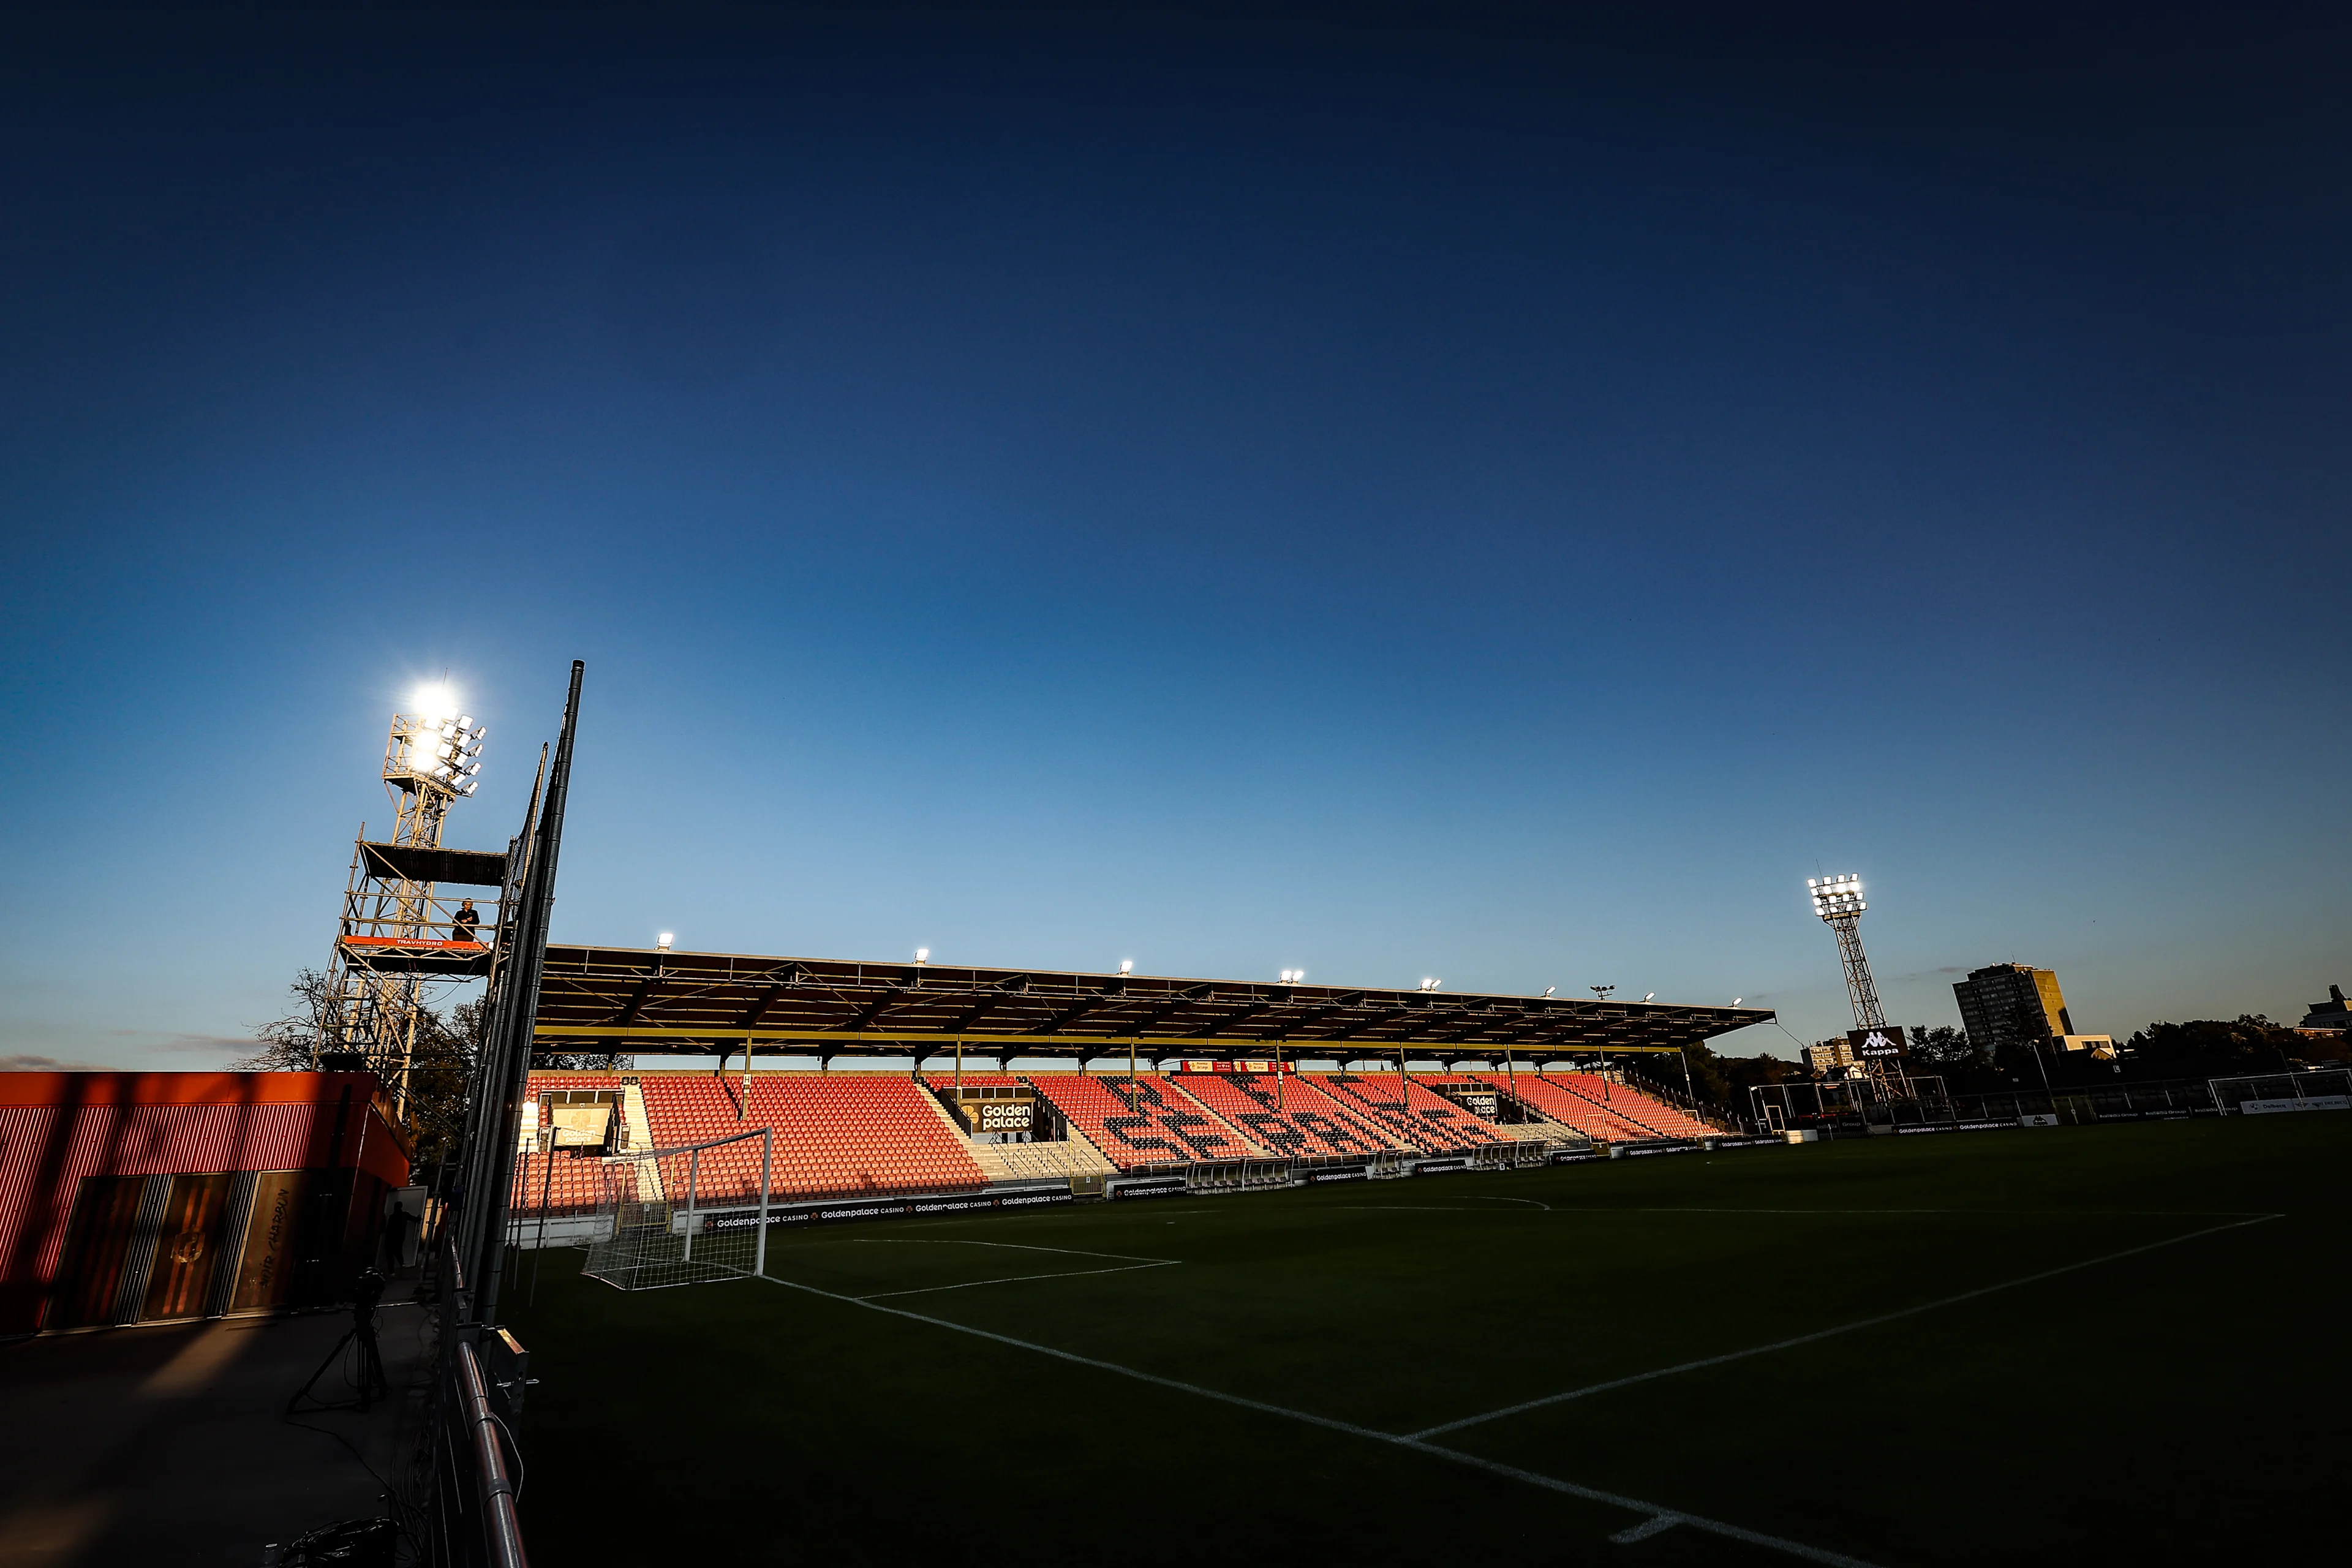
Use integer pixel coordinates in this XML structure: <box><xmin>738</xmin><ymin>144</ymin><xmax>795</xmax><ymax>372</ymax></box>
<box><xmin>1847</xmin><ymin>1026</ymin><xmax>1909</xmax><ymax>1060</ymax></box>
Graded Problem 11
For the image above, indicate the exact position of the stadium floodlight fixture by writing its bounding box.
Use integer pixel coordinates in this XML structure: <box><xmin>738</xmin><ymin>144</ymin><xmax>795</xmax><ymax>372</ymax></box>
<box><xmin>1807</xmin><ymin>873</ymin><xmax>1866</xmax><ymax>920</ymax></box>
<box><xmin>1643</xmin><ymin>992</ymin><xmax>1655</xmax><ymax>1001</ymax></box>
<box><xmin>657</xmin><ymin>932</ymin><xmax>674</xmax><ymax>952</ymax></box>
<box><xmin>914</xmin><ymin>947</ymin><xmax>930</xmax><ymax>963</ymax></box>
<box><xmin>1419</xmin><ymin>978</ymin><xmax>1440</xmax><ymax>991</ymax></box>
<box><xmin>1280</xmin><ymin>968</ymin><xmax>1305</xmax><ymax>984</ymax></box>
<box><xmin>1118</xmin><ymin>959</ymin><xmax>1134</xmax><ymax>974</ymax></box>
<box><xmin>1732</xmin><ymin>997</ymin><xmax>1743</xmax><ymax>1006</ymax></box>
<box><xmin>1542</xmin><ymin>986</ymin><xmax>1555</xmax><ymax>997</ymax></box>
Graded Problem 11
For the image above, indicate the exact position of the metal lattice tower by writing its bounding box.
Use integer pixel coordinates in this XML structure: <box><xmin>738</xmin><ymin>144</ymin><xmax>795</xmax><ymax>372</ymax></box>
<box><xmin>317</xmin><ymin>691</ymin><xmax>489</xmax><ymax>1117</ymax></box>
<box><xmin>1806</xmin><ymin>873</ymin><xmax>1901</xmax><ymax>1090</ymax></box>
<box><xmin>1809</xmin><ymin>874</ymin><xmax>1887</xmax><ymax>1030</ymax></box>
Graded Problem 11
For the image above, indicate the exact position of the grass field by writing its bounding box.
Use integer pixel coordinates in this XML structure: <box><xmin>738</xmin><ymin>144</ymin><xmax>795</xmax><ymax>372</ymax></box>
<box><xmin>502</xmin><ymin>1115</ymin><xmax>2349</xmax><ymax>1566</ymax></box>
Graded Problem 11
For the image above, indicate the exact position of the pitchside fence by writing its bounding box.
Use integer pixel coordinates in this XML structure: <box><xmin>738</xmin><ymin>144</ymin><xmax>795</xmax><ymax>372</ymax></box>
<box><xmin>2207</xmin><ymin>1068</ymin><xmax>2352</xmax><ymax>1115</ymax></box>
<box><xmin>579</xmin><ymin>1128</ymin><xmax>773</xmax><ymax>1291</ymax></box>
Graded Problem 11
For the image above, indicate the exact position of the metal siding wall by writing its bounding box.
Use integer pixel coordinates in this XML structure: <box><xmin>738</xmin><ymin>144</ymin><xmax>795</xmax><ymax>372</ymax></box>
<box><xmin>0</xmin><ymin>1107</ymin><xmax>60</xmax><ymax>1269</ymax></box>
<box><xmin>0</xmin><ymin>1104</ymin><xmax>319</xmax><ymax>1291</ymax></box>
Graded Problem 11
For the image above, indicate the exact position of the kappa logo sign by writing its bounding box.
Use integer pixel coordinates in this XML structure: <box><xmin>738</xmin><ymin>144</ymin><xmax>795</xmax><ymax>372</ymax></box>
<box><xmin>1848</xmin><ymin>1025</ymin><xmax>1909</xmax><ymax>1059</ymax></box>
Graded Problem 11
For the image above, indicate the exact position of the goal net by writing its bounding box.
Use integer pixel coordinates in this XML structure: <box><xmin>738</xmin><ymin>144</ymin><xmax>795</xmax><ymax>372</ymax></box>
<box><xmin>581</xmin><ymin>1126</ymin><xmax>774</xmax><ymax>1291</ymax></box>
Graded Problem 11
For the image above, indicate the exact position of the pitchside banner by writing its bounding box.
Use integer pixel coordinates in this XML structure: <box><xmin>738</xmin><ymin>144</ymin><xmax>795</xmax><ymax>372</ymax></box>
<box><xmin>1848</xmin><ymin>1025</ymin><xmax>1909</xmax><ymax>1059</ymax></box>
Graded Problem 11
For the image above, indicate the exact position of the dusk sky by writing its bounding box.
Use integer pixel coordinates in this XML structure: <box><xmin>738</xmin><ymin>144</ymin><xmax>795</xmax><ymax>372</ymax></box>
<box><xmin>3</xmin><ymin>4</ymin><xmax>2345</xmax><ymax>1071</ymax></box>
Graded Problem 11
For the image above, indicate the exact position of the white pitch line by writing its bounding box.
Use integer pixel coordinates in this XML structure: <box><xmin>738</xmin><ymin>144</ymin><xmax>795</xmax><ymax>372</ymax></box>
<box><xmin>857</xmin><ymin>1262</ymin><xmax>1180</xmax><ymax>1300</ymax></box>
<box><xmin>753</xmin><ymin>1270</ymin><xmax>1880</xmax><ymax>1567</ymax></box>
<box><xmin>851</xmin><ymin>1237</ymin><xmax>1175</xmax><ymax>1265</ymax></box>
<box><xmin>1407</xmin><ymin>1213</ymin><xmax>2282</xmax><ymax>1440</ymax></box>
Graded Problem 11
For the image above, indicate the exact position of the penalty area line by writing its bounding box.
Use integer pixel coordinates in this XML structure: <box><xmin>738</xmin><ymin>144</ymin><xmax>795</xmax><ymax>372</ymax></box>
<box><xmin>1409</xmin><ymin>1213</ymin><xmax>2283</xmax><ymax>1441</ymax></box>
<box><xmin>752</xmin><ymin>1271</ymin><xmax>1880</xmax><ymax>1567</ymax></box>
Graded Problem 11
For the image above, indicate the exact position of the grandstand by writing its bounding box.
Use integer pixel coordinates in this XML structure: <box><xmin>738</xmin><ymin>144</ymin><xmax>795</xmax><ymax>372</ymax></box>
<box><xmin>507</xmin><ymin>1060</ymin><xmax>1764</xmax><ymax>1238</ymax></box>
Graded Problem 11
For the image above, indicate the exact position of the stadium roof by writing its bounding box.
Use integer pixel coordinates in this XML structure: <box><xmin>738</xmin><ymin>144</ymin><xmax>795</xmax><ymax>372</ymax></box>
<box><xmin>530</xmin><ymin>944</ymin><xmax>1774</xmax><ymax>1062</ymax></box>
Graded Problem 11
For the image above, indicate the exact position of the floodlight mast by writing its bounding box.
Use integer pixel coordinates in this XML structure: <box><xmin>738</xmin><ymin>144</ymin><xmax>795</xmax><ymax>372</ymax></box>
<box><xmin>1806</xmin><ymin>873</ymin><xmax>1887</xmax><ymax>1031</ymax></box>
<box><xmin>317</xmin><ymin>689</ymin><xmax>492</xmax><ymax>1119</ymax></box>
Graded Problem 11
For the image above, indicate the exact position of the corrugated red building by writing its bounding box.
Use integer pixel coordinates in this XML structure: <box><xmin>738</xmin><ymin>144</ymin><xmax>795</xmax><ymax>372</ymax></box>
<box><xmin>0</xmin><ymin>1072</ymin><xmax>411</xmax><ymax>1337</ymax></box>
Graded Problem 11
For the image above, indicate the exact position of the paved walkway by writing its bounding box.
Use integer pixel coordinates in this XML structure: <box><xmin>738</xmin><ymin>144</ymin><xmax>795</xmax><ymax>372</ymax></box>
<box><xmin>0</xmin><ymin>1280</ymin><xmax>432</xmax><ymax>1568</ymax></box>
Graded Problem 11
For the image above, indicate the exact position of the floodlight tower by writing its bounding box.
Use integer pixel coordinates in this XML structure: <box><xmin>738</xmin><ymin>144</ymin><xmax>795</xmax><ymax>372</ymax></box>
<box><xmin>1807</xmin><ymin>873</ymin><xmax>1885</xmax><ymax>1030</ymax></box>
<box><xmin>318</xmin><ymin>687</ymin><xmax>489</xmax><ymax>1117</ymax></box>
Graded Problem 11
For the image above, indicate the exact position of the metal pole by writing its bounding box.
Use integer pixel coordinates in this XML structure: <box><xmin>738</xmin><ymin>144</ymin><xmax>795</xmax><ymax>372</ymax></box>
<box><xmin>684</xmin><ymin>1146</ymin><xmax>698</xmax><ymax>1264</ymax></box>
<box><xmin>755</xmin><ymin>1128</ymin><xmax>771</xmax><ymax>1280</ymax></box>
<box><xmin>470</xmin><ymin>661</ymin><xmax>586</xmax><ymax>1332</ymax></box>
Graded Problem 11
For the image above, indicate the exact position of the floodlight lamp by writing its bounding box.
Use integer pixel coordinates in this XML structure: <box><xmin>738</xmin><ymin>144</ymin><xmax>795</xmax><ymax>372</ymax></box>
<box><xmin>1643</xmin><ymin>992</ymin><xmax>1655</xmax><ymax>1001</ymax></box>
<box><xmin>657</xmin><ymin>932</ymin><xmax>674</xmax><ymax>951</ymax></box>
<box><xmin>1119</xmin><ymin>959</ymin><xmax>1134</xmax><ymax>974</ymax></box>
<box><xmin>1733</xmin><ymin>997</ymin><xmax>1742</xmax><ymax>1006</ymax></box>
<box><xmin>1543</xmin><ymin>986</ymin><xmax>1555</xmax><ymax>997</ymax></box>
<box><xmin>915</xmin><ymin>948</ymin><xmax>930</xmax><ymax>963</ymax></box>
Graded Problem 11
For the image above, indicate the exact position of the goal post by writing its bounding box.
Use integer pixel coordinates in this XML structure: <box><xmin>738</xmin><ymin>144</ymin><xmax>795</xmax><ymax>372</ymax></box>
<box><xmin>581</xmin><ymin>1125</ymin><xmax>773</xmax><ymax>1291</ymax></box>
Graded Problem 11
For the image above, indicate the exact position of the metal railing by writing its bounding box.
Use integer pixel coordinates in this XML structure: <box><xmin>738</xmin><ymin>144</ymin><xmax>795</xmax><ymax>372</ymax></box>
<box><xmin>429</xmin><ymin>1339</ymin><xmax>529</xmax><ymax>1568</ymax></box>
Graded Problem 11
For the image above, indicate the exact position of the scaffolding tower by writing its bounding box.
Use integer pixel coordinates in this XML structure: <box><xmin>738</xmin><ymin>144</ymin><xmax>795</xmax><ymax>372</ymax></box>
<box><xmin>317</xmin><ymin>695</ymin><xmax>500</xmax><ymax>1118</ymax></box>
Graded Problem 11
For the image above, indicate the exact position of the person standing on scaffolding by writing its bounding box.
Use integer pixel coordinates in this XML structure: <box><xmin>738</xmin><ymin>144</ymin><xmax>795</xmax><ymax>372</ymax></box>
<box><xmin>450</xmin><ymin>897</ymin><xmax>480</xmax><ymax>946</ymax></box>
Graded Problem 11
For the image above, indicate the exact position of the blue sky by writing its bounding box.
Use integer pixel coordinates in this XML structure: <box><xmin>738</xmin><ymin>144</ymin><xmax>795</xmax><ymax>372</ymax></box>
<box><xmin>2</xmin><ymin>4</ymin><xmax>2346</xmax><ymax>1069</ymax></box>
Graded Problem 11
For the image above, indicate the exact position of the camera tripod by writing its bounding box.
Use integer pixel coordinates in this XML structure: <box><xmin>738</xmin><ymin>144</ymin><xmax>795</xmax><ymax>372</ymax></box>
<box><xmin>287</xmin><ymin>1268</ymin><xmax>391</xmax><ymax>1414</ymax></box>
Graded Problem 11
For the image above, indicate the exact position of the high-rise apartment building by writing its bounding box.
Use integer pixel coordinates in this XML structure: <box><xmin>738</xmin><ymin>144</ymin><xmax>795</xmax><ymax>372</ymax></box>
<box><xmin>1953</xmin><ymin>963</ymin><xmax>2113</xmax><ymax>1054</ymax></box>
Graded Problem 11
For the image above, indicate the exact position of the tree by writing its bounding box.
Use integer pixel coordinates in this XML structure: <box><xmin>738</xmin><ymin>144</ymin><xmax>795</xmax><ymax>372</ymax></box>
<box><xmin>1667</xmin><ymin>1040</ymin><xmax>1809</xmax><ymax>1113</ymax></box>
<box><xmin>2125</xmin><ymin>1016</ymin><xmax>2305</xmax><ymax>1072</ymax></box>
<box><xmin>234</xmin><ymin>967</ymin><xmax>336</xmax><ymax>1071</ymax></box>
<box><xmin>238</xmin><ymin>968</ymin><xmax>482</xmax><ymax>1169</ymax></box>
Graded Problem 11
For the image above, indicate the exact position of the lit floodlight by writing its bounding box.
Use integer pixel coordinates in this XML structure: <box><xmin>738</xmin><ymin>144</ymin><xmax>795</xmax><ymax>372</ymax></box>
<box><xmin>1733</xmin><ymin>997</ymin><xmax>1742</xmax><ymax>1005</ymax></box>
<box><xmin>1808</xmin><ymin>873</ymin><xmax>1866</xmax><ymax>919</ymax></box>
<box><xmin>1643</xmin><ymin>992</ymin><xmax>1655</xmax><ymax>1001</ymax></box>
<box><xmin>1119</xmin><ymin>959</ymin><xmax>1134</xmax><ymax>974</ymax></box>
<box><xmin>914</xmin><ymin>948</ymin><xmax>930</xmax><ymax>963</ymax></box>
<box><xmin>1543</xmin><ymin>986</ymin><xmax>1555</xmax><ymax>997</ymax></box>
<box><xmin>657</xmin><ymin>932</ymin><xmax>674</xmax><ymax>951</ymax></box>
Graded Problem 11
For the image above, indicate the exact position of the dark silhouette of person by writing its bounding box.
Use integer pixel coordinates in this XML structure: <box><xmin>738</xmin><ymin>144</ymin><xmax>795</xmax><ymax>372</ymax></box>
<box><xmin>450</xmin><ymin>899</ymin><xmax>480</xmax><ymax>945</ymax></box>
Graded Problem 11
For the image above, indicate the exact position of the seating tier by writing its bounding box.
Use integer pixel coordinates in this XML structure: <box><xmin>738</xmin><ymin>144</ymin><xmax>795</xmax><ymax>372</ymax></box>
<box><xmin>1024</xmin><ymin>1074</ymin><xmax>1261</xmax><ymax>1170</ymax></box>
<box><xmin>1170</xmin><ymin>1073</ymin><xmax>1401</xmax><ymax>1159</ymax></box>
<box><xmin>1474</xmin><ymin>1072</ymin><xmax>1654</xmax><ymax>1143</ymax></box>
<box><xmin>633</xmin><ymin>1073</ymin><xmax>988</xmax><ymax>1203</ymax></box>
<box><xmin>1311</xmin><ymin>1073</ymin><xmax>1504</xmax><ymax>1153</ymax></box>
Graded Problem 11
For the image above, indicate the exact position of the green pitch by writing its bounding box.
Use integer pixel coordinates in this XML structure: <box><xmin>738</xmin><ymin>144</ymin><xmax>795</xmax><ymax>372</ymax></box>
<box><xmin>501</xmin><ymin>1115</ymin><xmax>2348</xmax><ymax>1566</ymax></box>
